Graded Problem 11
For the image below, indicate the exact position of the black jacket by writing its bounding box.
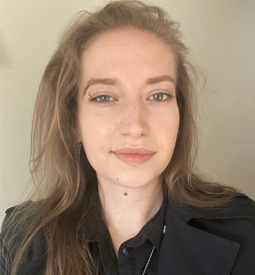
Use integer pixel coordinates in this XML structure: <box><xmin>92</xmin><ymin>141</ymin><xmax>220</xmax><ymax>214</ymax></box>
<box><xmin>1</xmin><ymin>194</ymin><xmax>255</xmax><ymax>275</ymax></box>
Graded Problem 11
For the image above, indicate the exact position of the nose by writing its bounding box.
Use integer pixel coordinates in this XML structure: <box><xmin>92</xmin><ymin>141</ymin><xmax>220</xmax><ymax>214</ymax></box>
<box><xmin>118</xmin><ymin>101</ymin><xmax>149</xmax><ymax>137</ymax></box>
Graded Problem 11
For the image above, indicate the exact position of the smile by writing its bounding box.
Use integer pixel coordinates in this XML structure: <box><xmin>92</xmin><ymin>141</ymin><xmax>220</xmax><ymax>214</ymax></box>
<box><xmin>112</xmin><ymin>147</ymin><xmax>156</xmax><ymax>165</ymax></box>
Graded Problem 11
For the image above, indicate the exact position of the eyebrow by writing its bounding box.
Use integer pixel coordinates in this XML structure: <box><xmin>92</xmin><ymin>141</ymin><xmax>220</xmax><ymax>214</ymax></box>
<box><xmin>83</xmin><ymin>75</ymin><xmax>176</xmax><ymax>95</ymax></box>
<box><xmin>146</xmin><ymin>75</ymin><xmax>176</xmax><ymax>85</ymax></box>
<box><xmin>84</xmin><ymin>78</ymin><xmax>116</xmax><ymax>94</ymax></box>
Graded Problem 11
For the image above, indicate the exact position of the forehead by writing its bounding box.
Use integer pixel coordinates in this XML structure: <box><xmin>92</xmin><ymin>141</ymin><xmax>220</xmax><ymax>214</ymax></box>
<box><xmin>79</xmin><ymin>27</ymin><xmax>176</xmax><ymax>83</ymax></box>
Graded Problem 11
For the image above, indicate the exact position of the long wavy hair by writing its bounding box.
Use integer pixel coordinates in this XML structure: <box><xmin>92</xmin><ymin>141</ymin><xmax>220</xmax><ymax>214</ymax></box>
<box><xmin>2</xmin><ymin>1</ymin><xmax>238</xmax><ymax>274</ymax></box>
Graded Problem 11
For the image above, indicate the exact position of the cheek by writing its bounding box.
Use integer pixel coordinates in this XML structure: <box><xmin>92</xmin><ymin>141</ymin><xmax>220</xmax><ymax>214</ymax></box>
<box><xmin>161</xmin><ymin>116</ymin><xmax>180</xmax><ymax>158</ymax></box>
<box><xmin>79</xmin><ymin>115</ymin><xmax>112</xmax><ymax>146</ymax></box>
<box><xmin>158</xmin><ymin>110</ymin><xmax>180</xmax><ymax>139</ymax></box>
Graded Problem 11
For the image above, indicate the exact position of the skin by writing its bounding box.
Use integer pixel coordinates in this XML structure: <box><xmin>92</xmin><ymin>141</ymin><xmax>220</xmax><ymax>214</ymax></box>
<box><xmin>77</xmin><ymin>27</ymin><xmax>179</xmax><ymax>254</ymax></box>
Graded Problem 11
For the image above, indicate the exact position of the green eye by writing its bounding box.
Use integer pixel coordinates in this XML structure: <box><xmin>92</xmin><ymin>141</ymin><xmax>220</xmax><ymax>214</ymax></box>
<box><xmin>148</xmin><ymin>93</ymin><xmax>171</xmax><ymax>101</ymax></box>
<box><xmin>90</xmin><ymin>95</ymin><xmax>113</xmax><ymax>102</ymax></box>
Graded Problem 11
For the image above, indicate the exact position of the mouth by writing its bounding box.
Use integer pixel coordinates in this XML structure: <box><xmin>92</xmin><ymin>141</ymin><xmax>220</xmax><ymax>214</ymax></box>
<box><xmin>111</xmin><ymin>147</ymin><xmax>156</xmax><ymax>165</ymax></box>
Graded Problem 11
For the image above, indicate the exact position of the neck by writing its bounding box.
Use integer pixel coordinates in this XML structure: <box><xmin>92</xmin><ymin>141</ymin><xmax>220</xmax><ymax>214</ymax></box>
<box><xmin>98</xmin><ymin>177</ymin><xmax>163</xmax><ymax>255</ymax></box>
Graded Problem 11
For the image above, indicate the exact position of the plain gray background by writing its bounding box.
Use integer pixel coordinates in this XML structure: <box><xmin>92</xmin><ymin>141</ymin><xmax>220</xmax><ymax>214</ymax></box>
<box><xmin>1</xmin><ymin>0</ymin><xmax>255</xmax><ymax>223</ymax></box>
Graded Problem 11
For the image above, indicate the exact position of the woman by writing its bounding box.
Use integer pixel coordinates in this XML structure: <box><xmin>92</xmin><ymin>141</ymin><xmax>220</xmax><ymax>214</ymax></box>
<box><xmin>1</xmin><ymin>1</ymin><xmax>255</xmax><ymax>274</ymax></box>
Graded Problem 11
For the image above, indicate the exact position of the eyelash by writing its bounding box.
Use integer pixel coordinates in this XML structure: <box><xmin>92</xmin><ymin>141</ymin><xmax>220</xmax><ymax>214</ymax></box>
<box><xmin>147</xmin><ymin>92</ymin><xmax>174</xmax><ymax>101</ymax></box>
<box><xmin>88</xmin><ymin>92</ymin><xmax>174</xmax><ymax>103</ymax></box>
<box><xmin>88</xmin><ymin>94</ymin><xmax>114</xmax><ymax>103</ymax></box>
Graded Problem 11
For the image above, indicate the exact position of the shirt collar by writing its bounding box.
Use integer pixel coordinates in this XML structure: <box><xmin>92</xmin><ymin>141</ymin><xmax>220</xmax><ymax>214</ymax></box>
<box><xmin>123</xmin><ymin>191</ymin><xmax>167</xmax><ymax>251</ymax></box>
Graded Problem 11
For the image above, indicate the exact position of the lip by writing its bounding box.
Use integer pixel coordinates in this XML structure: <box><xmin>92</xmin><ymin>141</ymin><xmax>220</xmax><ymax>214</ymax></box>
<box><xmin>111</xmin><ymin>147</ymin><xmax>156</xmax><ymax>165</ymax></box>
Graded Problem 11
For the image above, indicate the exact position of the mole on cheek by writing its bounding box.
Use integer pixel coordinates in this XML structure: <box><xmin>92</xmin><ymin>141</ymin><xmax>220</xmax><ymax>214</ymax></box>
<box><xmin>124</xmin><ymin>193</ymin><xmax>128</xmax><ymax>196</ymax></box>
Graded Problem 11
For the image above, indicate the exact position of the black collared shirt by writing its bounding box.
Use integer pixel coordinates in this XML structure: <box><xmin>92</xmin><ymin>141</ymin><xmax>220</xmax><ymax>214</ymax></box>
<box><xmin>2</xmin><ymin>194</ymin><xmax>255</xmax><ymax>275</ymax></box>
<box><xmin>88</xmin><ymin>195</ymin><xmax>167</xmax><ymax>275</ymax></box>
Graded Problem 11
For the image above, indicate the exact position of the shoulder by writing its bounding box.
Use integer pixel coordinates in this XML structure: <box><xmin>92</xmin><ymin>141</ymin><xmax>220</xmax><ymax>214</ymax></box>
<box><xmin>188</xmin><ymin>194</ymin><xmax>255</xmax><ymax>238</ymax></box>
<box><xmin>168</xmin><ymin>193</ymin><xmax>255</xmax><ymax>219</ymax></box>
<box><xmin>165</xmin><ymin>194</ymin><xmax>255</xmax><ymax>274</ymax></box>
<box><xmin>0</xmin><ymin>204</ymin><xmax>46</xmax><ymax>275</ymax></box>
<box><xmin>168</xmin><ymin>193</ymin><xmax>255</xmax><ymax>236</ymax></box>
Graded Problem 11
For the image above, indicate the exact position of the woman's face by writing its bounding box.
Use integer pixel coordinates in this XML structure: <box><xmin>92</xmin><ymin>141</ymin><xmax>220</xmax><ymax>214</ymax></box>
<box><xmin>77</xmin><ymin>27</ymin><xmax>179</xmax><ymax>190</ymax></box>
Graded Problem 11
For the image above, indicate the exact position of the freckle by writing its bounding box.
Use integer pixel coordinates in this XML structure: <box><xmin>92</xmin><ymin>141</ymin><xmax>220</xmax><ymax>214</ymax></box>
<box><xmin>116</xmin><ymin>178</ymin><xmax>119</xmax><ymax>181</ymax></box>
<box><xmin>124</xmin><ymin>192</ymin><xmax>128</xmax><ymax>196</ymax></box>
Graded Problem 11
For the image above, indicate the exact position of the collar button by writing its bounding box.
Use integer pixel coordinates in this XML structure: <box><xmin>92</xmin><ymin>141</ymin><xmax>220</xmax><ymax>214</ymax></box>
<box><xmin>122</xmin><ymin>247</ymin><xmax>129</xmax><ymax>256</ymax></box>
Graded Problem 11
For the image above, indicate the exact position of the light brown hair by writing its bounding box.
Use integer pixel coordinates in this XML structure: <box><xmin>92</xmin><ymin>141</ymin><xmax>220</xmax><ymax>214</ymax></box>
<box><xmin>2</xmin><ymin>1</ymin><xmax>238</xmax><ymax>274</ymax></box>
